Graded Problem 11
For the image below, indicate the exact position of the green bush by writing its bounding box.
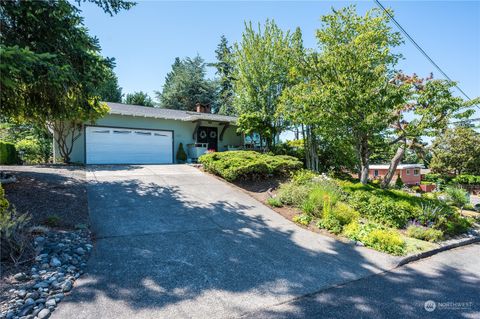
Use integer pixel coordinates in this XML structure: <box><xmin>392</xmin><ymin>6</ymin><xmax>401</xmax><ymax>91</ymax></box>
<box><xmin>452</xmin><ymin>174</ymin><xmax>480</xmax><ymax>185</ymax></box>
<box><xmin>199</xmin><ymin>151</ymin><xmax>302</xmax><ymax>181</ymax></box>
<box><xmin>291</xmin><ymin>169</ymin><xmax>318</xmax><ymax>185</ymax></box>
<box><xmin>363</xmin><ymin>229</ymin><xmax>406</xmax><ymax>255</ymax></box>
<box><xmin>342</xmin><ymin>221</ymin><xmax>361</xmax><ymax>241</ymax></box>
<box><xmin>302</xmin><ymin>188</ymin><xmax>338</xmax><ymax>217</ymax></box>
<box><xmin>16</xmin><ymin>138</ymin><xmax>42</xmax><ymax>163</ymax></box>
<box><xmin>417</xmin><ymin>201</ymin><xmax>453</xmax><ymax>226</ymax></box>
<box><xmin>395</xmin><ymin>175</ymin><xmax>404</xmax><ymax>189</ymax></box>
<box><xmin>292</xmin><ymin>213</ymin><xmax>312</xmax><ymax>226</ymax></box>
<box><xmin>176</xmin><ymin>142</ymin><xmax>187</xmax><ymax>163</ymax></box>
<box><xmin>406</xmin><ymin>225</ymin><xmax>443</xmax><ymax>242</ymax></box>
<box><xmin>0</xmin><ymin>185</ymin><xmax>31</xmax><ymax>263</ymax></box>
<box><xmin>434</xmin><ymin>212</ymin><xmax>473</xmax><ymax>236</ymax></box>
<box><xmin>0</xmin><ymin>140</ymin><xmax>19</xmax><ymax>164</ymax></box>
<box><xmin>317</xmin><ymin>201</ymin><xmax>359</xmax><ymax>234</ymax></box>
<box><xmin>346</xmin><ymin>190</ymin><xmax>414</xmax><ymax>228</ymax></box>
<box><xmin>44</xmin><ymin>215</ymin><xmax>61</xmax><ymax>227</ymax></box>
<box><xmin>277</xmin><ymin>182</ymin><xmax>312</xmax><ymax>206</ymax></box>
<box><xmin>444</xmin><ymin>186</ymin><xmax>469</xmax><ymax>208</ymax></box>
<box><xmin>266</xmin><ymin>197</ymin><xmax>283</xmax><ymax>207</ymax></box>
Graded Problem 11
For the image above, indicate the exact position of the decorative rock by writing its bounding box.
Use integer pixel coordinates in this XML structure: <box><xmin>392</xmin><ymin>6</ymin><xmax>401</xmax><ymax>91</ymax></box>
<box><xmin>61</xmin><ymin>280</ymin><xmax>73</xmax><ymax>292</ymax></box>
<box><xmin>18</xmin><ymin>304</ymin><xmax>34</xmax><ymax>317</ymax></box>
<box><xmin>24</xmin><ymin>298</ymin><xmax>35</xmax><ymax>306</ymax></box>
<box><xmin>17</xmin><ymin>289</ymin><xmax>27</xmax><ymax>298</ymax></box>
<box><xmin>13</xmin><ymin>272</ymin><xmax>28</xmax><ymax>281</ymax></box>
<box><xmin>75</xmin><ymin>247</ymin><xmax>86</xmax><ymax>255</ymax></box>
<box><xmin>49</xmin><ymin>257</ymin><xmax>62</xmax><ymax>267</ymax></box>
<box><xmin>37</xmin><ymin>308</ymin><xmax>51</xmax><ymax>319</ymax></box>
<box><xmin>33</xmin><ymin>281</ymin><xmax>50</xmax><ymax>289</ymax></box>
<box><xmin>45</xmin><ymin>299</ymin><xmax>56</xmax><ymax>307</ymax></box>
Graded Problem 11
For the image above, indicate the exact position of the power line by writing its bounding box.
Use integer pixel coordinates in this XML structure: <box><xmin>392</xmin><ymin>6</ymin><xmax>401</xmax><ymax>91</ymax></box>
<box><xmin>374</xmin><ymin>0</ymin><xmax>480</xmax><ymax>112</ymax></box>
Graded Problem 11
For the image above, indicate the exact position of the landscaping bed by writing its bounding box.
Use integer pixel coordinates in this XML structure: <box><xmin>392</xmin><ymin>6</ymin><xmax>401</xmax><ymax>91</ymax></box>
<box><xmin>200</xmin><ymin>153</ymin><xmax>479</xmax><ymax>256</ymax></box>
<box><xmin>1</xmin><ymin>165</ymin><xmax>90</xmax><ymax>319</ymax></box>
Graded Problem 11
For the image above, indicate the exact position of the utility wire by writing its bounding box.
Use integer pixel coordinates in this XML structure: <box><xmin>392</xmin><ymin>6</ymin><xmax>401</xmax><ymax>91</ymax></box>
<box><xmin>374</xmin><ymin>0</ymin><xmax>480</xmax><ymax>114</ymax></box>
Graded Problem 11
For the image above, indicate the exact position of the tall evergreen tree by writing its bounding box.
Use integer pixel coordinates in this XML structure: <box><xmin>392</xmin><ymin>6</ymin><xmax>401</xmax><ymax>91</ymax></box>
<box><xmin>156</xmin><ymin>55</ymin><xmax>218</xmax><ymax>112</ymax></box>
<box><xmin>125</xmin><ymin>91</ymin><xmax>154</xmax><ymax>107</ymax></box>
<box><xmin>211</xmin><ymin>35</ymin><xmax>235</xmax><ymax>115</ymax></box>
<box><xmin>97</xmin><ymin>68</ymin><xmax>123</xmax><ymax>103</ymax></box>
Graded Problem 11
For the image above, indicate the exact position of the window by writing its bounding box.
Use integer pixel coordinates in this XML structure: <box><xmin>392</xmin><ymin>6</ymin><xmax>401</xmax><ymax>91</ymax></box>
<box><xmin>113</xmin><ymin>130</ymin><xmax>131</xmax><ymax>134</ymax></box>
<box><xmin>154</xmin><ymin>133</ymin><xmax>167</xmax><ymax>137</ymax></box>
<box><xmin>374</xmin><ymin>170</ymin><xmax>379</xmax><ymax>177</ymax></box>
<box><xmin>93</xmin><ymin>130</ymin><xmax>110</xmax><ymax>134</ymax></box>
<box><xmin>135</xmin><ymin>131</ymin><xmax>151</xmax><ymax>136</ymax></box>
<box><xmin>406</xmin><ymin>169</ymin><xmax>410</xmax><ymax>175</ymax></box>
<box><xmin>414</xmin><ymin>169</ymin><xmax>420</xmax><ymax>176</ymax></box>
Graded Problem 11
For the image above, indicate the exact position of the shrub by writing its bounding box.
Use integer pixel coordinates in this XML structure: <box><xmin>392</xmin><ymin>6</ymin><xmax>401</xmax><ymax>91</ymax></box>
<box><xmin>176</xmin><ymin>143</ymin><xmax>187</xmax><ymax>163</ymax></box>
<box><xmin>406</xmin><ymin>225</ymin><xmax>443</xmax><ymax>242</ymax></box>
<box><xmin>444</xmin><ymin>186</ymin><xmax>469</xmax><ymax>208</ymax></box>
<box><xmin>277</xmin><ymin>182</ymin><xmax>312</xmax><ymax>206</ymax></box>
<box><xmin>292</xmin><ymin>214</ymin><xmax>312</xmax><ymax>226</ymax></box>
<box><xmin>44</xmin><ymin>215</ymin><xmax>61</xmax><ymax>227</ymax></box>
<box><xmin>318</xmin><ymin>201</ymin><xmax>360</xmax><ymax>234</ymax></box>
<box><xmin>417</xmin><ymin>201</ymin><xmax>453</xmax><ymax>226</ymax></box>
<box><xmin>266</xmin><ymin>197</ymin><xmax>283</xmax><ymax>207</ymax></box>
<box><xmin>434</xmin><ymin>212</ymin><xmax>473</xmax><ymax>236</ymax></box>
<box><xmin>342</xmin><ymin>221</ymin><xmax>361</xmax><ymax>241</ymax></box>
<box><xmin>291</xmin><ymin>169</ymin><xmax>318</xmax><ymax>185</ymax></box>
<box><xmin>395</xmin><ymin>175</ymin><xmax>404</xmax><ymax>189</ymax></box>
<box><xmin>0</xmin><ymin>140</ymin><xmax>18</xmax><ymax>164</ymax></box>
<box><xmin>0</xmin><ymin>185</ymin><xmax>31</xmax><ymax>263</ymax></box>
<box><xmin>302</xmin><ymin>188</ymin><xmax>335</xmax><ymax>217</ymax></box>
<box><xmin>452</xmin><ymin>174</ymin><xmax>480</xmax><ymax>185</ymax></box>
<box><xmin>347</xmin><ymin>190</ymin><xmax>413</xmax><ymax>228</ymax></box>
<box><xmin>16</xmin><ymin>138</ymin><xmax>42</xmax><ymax>163</ymax></box>
<box><xmin>199</xmin><ymin>151</ymin><xmax>302</xmax><ymax>181</ymax></box>
<box><xmin>363</xmin><ymin>229</ymin><xmax>406</xmax><ymax>255</ymax></box>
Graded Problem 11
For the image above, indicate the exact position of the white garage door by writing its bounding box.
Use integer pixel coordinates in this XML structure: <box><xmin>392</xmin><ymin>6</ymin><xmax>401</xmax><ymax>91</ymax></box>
<box><xmin>85</xmin><ymin>126</ymin><xmax>173</xmax><ymax>164</ymax></box>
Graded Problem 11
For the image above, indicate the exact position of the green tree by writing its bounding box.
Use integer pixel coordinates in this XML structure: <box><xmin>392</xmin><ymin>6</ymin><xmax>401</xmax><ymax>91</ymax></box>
<box><xmin>232</xmin><ymin>20</ymin><xmax>303</xmax><ymax>149</ymax></box>
<box><xmin>281</xmin><ymin>6</ymin><xmax>404</xmax><ymax>180</ymax></box>
<box><xmin>430</xmin><ymin>126</ymin><xmax>480</xmax><ymax>175</ymax></box>
<box><xmin>211</xmin><ymin>35</ymin><xmax>235</xmax><ymax>115</ymax></box>
<box><xmin>97</xmin><ymin>68</ymin><xmax>123</xmax><ymax>102</ymax></box>
<box><xmin>156</xmin><ymin>55</ymin><xmax>218</xmax><ymax>112</ymax></box>
<box><xmin>380</xmin><ymin>75</ymin><xmax>478</xmax><ymax>187</ymax></box>
<box><xmin>0</xmin><ymin>0</ymin><xmax>133</xmax><ymax>162</ymax></box>
<box><xmin>125</xmin><ymin>91</ymin><xmax>154</xmax><ymax>107</ymax></box>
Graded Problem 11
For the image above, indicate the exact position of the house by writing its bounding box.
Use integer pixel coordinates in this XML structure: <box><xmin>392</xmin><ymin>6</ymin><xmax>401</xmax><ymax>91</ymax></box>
<box><xmin>369</xmin><ymin>164</ymin><xmax>424</xmax><ymax>185</ymax></box>
<box><xmin>54</xmin><ymin>102</ymin><xmax>242</xmax><ymax>164</ymax></box>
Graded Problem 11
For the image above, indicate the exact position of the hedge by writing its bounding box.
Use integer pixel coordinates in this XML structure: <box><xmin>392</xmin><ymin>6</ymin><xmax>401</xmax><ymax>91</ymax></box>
<box><xmin>452</xmin><ymin>174</ymin><xmax>480</xmax><ymax>185</ymax></box>
<box><xmin>0</xmin><ymin>140</ymin><xmax>18</xmax><ymax>164</ymax></box>
<box><xmin>199</xmin><ymin>151</ymin><xmax>302</xmax><ymax>181</ymax></box>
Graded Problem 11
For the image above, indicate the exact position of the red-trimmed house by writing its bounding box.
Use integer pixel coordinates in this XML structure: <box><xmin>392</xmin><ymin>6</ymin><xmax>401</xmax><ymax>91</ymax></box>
<box><xmin>369</xmin><ymin>164</ymin><xmax>423</xmax><ymax>185</ymax></box>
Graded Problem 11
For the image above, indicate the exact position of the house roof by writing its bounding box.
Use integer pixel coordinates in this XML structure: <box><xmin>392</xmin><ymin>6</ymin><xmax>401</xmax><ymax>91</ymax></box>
<box><xmin>105</xmin><ymin>102</ymin><xmax>238</xmax><ymax>124</ymax></box>
<box><xmin>369</xmin><ymin>164</ymin><xmax>424</xmax><ymax>170</ymax></box>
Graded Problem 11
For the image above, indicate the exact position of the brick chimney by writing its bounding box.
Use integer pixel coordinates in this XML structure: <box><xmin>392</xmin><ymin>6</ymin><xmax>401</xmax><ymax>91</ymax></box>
<box><xmin>195</xmin><ymin>103</ymin><xmax>211</xmax><ymax>113</ymax></box>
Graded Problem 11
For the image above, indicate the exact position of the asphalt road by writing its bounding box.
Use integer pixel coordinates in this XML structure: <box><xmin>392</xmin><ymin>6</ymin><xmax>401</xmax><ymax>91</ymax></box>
<box><xmin>247</xmin><ymin>243</ymin><xmax>480</xmax><ymax>319</ymax></box>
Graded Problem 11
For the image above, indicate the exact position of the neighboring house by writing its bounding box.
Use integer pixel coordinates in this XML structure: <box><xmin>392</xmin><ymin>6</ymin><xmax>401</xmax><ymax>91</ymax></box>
<box><xmin>369</xmin><ymin>164</ymin><xmax>424</xmax><ymax>185</ymax></box>
<box><xmin>54</xmin><ymin>102</ymin><xmax>242</xmax><ymax>164</ymax></box>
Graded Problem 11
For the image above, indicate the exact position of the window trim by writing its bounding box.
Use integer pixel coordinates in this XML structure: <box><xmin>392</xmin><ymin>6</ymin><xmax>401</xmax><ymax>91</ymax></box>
<box><xmin>413</xmin><ymin>168</ymin><xmax>420</xmax><ymax>176</ymax></box>
<box><xmin>406</xmin><ymin>169</ymin><xmax>410</xmax><ymax>175</ymax></box>
<box><xmin>374</xmin><ymin>169</ymin><xmax>379</xmax><ymax>177</ymax></box>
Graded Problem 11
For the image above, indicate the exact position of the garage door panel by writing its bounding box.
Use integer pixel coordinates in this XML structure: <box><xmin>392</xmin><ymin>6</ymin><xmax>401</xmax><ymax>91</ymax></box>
<box><xmin>86</xmin><ymin>126</ymin><xmax>173</xmax><ymax>164</ymax></box>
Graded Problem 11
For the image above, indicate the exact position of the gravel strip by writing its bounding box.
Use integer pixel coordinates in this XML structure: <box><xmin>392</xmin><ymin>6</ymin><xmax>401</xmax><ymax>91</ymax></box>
<box><xmin>0</xmin><ymin>230</ymin><xmax>92</xmax><ymax>319</ymax></box>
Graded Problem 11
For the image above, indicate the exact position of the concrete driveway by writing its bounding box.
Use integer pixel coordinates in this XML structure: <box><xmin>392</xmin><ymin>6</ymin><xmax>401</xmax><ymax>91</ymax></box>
<box><xmin>53</xmin><ymin>165</ymin><xmax>399</xmax><ymax>318</ymax></box>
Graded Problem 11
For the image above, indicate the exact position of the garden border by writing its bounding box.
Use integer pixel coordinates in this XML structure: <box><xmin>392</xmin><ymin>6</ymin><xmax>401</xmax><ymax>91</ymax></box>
<box><xmin>396</xmin><ymin>235</ymin><xmax>480</xmax><ymax>267</ymax></box>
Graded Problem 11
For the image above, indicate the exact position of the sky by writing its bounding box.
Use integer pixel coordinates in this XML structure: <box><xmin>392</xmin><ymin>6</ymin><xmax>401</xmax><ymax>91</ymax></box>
<box><xmin>80</xmin><ymin>0</ymin><xmax>480</xmax><ymax>120</ymax></box>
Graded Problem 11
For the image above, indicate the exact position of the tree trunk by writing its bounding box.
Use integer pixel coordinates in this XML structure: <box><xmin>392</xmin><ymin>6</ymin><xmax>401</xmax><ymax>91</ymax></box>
<box><xmin>381</xmin><ymin>144</ymin><xmax>406</xmax><ymax>188</ymax></box>
<box><xmin>304</xmin><ymin>125</ymin><xmax>319</xmax><ymax>172</ymax></box>
<box><xmin>357</xmin><ymin>136</ymin><xmax>370</xmax><ymax>184</ymax></box>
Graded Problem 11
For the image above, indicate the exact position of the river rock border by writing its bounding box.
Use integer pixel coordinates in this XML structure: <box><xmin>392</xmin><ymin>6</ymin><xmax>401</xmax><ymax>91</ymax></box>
<box><xmin>1</xmin><ymin>229</ymin><xmax>92</xmax><ymax>319</ymax></box>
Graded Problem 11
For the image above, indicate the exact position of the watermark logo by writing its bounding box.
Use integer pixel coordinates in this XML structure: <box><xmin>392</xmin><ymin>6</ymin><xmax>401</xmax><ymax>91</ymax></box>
<box><xmin>424</xmin><ymin>300</ymin><xmax>437</xmax><ymax>312</ymax></box>
<box><xmin>423</xmin><ymin>300</ymin><xmax>473</xmax><ymax>312</ymax></box>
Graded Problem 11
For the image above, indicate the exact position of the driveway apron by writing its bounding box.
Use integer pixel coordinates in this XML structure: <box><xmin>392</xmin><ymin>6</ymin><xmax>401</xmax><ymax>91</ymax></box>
<box><xmin>53</xmin><ymin>165</ymin><xmax>400</xmax><ymax>319</ymax></box>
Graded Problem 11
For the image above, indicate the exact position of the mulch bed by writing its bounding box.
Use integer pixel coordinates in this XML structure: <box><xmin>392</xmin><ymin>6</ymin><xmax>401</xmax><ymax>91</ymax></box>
<box><xmin>1</xmin><ymin>165</ymin><xmax>88</xmax><ymax>229</ymax></box>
